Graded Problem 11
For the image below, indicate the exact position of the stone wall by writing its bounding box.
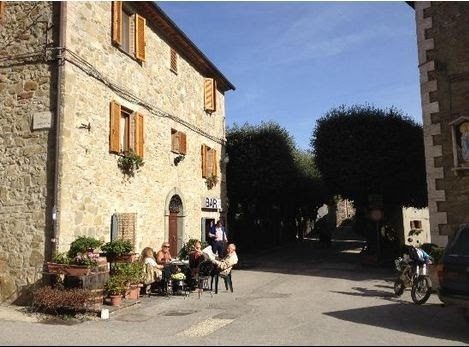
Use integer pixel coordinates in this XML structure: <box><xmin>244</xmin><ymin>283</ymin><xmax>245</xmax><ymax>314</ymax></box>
<box><xmin>414</xmin><ymin>2</ymin><xmax>469</xmax><ymax>245</ymax></box>
<box><xmin>0</xmin><ymin>2</ymin><xmax>57</xmax><ymax>302</ymax></box>
<box><xmin>56</xmin><ymin>2</ymin><xmax>229</xmax><ymax>254</ymax></box>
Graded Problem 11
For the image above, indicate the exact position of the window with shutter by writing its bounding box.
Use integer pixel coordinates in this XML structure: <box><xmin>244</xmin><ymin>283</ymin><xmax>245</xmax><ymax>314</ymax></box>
<box><xmin>170</xmin><ymin>48</ymin><xmax>177</xmax><ymax>73</ymax></box>
<box><xmin>201</xmin><ymin>145</ymin><xmax>217</xmax><ymax>178</ymax></box>
<box><xmin>201</xmin><ymin>145</ymin><xmax>208</xmax><ymax>178</ymax></box>
<box><xmin>171</xmin><ymin>129</ymin><xmax>187</xmax><ymax>155</ymax></box>
<box><xmin>109</xmin><ymin>101</ymin><xmax>144</xmax><ymax>157</ymax></box>
<box><xmin>111</xmin><ymin>2</ymin><xmax>145</xmax><ymax>62</ymax></box>
<box><xmin>204</xmin><ymin>78</ymin><xmax>217</xmax><ymax>113</ymax></box>
<box><xmin>0</xmin><ymin>2</ymin><xmax>6</xmax><ymax>17</ymax></box>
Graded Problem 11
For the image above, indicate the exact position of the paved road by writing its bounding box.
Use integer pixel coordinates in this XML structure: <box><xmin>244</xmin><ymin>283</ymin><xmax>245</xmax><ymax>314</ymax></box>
<box><xmin>1</xmin><ymin>236</ymin><xmax>468</xmax><ymax>346</ymax></box>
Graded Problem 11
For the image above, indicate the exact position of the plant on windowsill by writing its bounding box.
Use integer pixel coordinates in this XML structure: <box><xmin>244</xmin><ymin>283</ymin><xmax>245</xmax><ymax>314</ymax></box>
<box><xmin>205</xmin><ymin>174</ymin><xmax>219</xmax><ymax>190</ymax></box>
<box><xmin>117</xmin><ymin>150</ymin><xmax>144</xmax><ymax>177</ymax></box>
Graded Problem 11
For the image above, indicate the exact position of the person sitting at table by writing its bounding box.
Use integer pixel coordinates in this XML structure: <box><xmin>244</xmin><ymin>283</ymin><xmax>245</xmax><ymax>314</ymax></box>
<box><xmin>210</xmin><ymin>243</ymin><xmax>238</xmax><ymax>277</ymax></box>
<box><xmin>188</xmin><ymin>240</ymin><xmax>205</xmax><ymax>289</ymax></box>
<box><xmin>140</xmin><ymin>247</ymin><xmax>164</xmax><ymax>294</ymax></box>
<box><xmin>155</xmin><ymin>242</ymin><xmax>172</xmax><ymax>265</ymax></box>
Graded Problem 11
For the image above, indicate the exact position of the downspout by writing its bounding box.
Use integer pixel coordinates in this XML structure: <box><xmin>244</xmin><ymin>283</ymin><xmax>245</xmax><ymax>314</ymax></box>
<box><xmin>52</xmin><ymin>1</ymin><xmax>66</xmax><ymax>254</ymax></box>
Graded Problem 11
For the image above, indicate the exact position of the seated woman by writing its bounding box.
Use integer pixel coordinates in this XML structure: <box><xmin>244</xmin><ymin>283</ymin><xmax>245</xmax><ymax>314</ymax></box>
<box><xmin>188</xmin><ymin>241</ymin><xmax>205</xmax><ymax>289</ymax></box>
<box><xmin>141</xmin><ymin>247</ymin><xmax>164</xmax><ymax>294</ymax></box>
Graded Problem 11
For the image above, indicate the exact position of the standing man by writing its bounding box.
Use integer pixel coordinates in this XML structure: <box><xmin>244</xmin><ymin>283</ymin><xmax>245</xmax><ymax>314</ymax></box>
<box><xmin>209</xmin><ymin>219</ymin><xmax>228</xmax><ymax>257</ymax></box>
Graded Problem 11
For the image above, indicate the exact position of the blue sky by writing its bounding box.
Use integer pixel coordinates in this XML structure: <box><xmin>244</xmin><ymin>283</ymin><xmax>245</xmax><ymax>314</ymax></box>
<box><xmin>158</xmin><ymin>1</ymin><xmax>421</xmax><ymax>151</ymax></box>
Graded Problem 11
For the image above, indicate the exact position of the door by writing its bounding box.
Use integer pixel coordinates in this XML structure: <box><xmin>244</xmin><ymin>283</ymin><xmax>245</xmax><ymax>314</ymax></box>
<box><xmin>169</xmin><ymin>212</ymin><xmax>178</xmax><ymax>257</ymax></box>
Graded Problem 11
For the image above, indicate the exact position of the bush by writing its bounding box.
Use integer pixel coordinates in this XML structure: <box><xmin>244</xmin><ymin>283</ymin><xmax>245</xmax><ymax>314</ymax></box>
<box><xmin>31</xmin><ymin>286</ymin><xmax>91</xmax><ymax>313</ymax></box>
<box><xmin>113</xmin><ymin>262</ymin><xmax>144</xmax><ymax>284</ymax></box>
<box><xmin>104</xmin><ymin>275</ymin><xmax>127</xmax><ymax>295</ymax></box>
<box><xmin>68</xmin><ymin>236</ymin><xmax>103</xmax><ymax>258</ymax></box>
<box><xmin>101</xmin><ymin>239</ymin><xmax>133</xmax><ymax>256</ymax></box>
<box><xmin>178</xmin><ymin>239</ymin><xmax>209</xmax><ymax>260</ymax></box>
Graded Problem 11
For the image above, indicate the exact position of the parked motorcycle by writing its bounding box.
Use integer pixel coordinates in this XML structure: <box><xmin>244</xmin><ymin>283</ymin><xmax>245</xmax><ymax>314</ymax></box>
<box><xmin>394</xmin><ymin>249</ymin><xmax>433</xmax><ymax>305</ymax></box>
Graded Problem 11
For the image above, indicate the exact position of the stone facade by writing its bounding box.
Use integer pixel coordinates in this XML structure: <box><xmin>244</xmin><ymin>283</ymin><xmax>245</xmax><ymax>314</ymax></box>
<box><xmin>0</xmin><ymin>1</ymin><xmax>234</xmax><ymax>302</ymax></box>
<box><xmin>413</xmin><ymin>2</ymin><xmax>469</xmax><ymax>246</ymax></box>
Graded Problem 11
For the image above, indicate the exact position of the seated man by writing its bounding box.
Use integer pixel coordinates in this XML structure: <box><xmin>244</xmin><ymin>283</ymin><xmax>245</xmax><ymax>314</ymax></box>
<box><xmin>210</xmin><ymin>243</ymin><xmax>238</xmax><ymax>277</ymax></box>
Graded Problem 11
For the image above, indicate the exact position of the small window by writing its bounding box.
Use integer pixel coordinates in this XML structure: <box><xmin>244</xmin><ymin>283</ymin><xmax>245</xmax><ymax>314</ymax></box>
<box><xmin>112</xmin><ymin>1</ymin><xmax>146</xmax><ymax>62</ymax></box>
<box><xmin>171</xmin><ymin>129</ymin><xmax>186</xmax><ymax>155</ymax></box>
<box><xmin>201</xmin><ymin>144</ymin><xmax>217</xmax><ymax>178</ymax></box>
<box><xmin>170</xmin><ymin>48</ymin><xmax>178</xmax><ymax>73</ymax></box>
<box><xmin>410</xmin><ymin>220</ymin><xmax>422</xmax><ymax>229</ymax></box>
<box><xmin>0</xmin><ymin>2</ymin><xmax>6</xmax><ymax>17</ymax></box>
<box><xmin>109</xmin><ymin>101</ymin><xmax>144</xmax><ymax>157</ymax></box>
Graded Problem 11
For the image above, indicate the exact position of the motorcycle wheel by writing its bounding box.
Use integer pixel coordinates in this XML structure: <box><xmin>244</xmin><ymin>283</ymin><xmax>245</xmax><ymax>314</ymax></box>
<box><xmin>394</xmin><ymin>279</ymin><xmax>405</xmax><ymax>297</ymax></box>
<box><xmin>411</xmin><ymin>275</ymin><xmax>432</xmax><ymax>305</ymax></box>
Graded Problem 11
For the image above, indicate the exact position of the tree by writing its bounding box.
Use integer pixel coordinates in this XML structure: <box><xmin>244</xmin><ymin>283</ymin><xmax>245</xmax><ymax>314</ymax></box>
<box><xmin>311</xmin><ymin>104</ymin><xmax>427</xmax><ymax>208</ymax></box>
<box><xmin>226</xmin><ymin>122</ymin><xmax>327</xmax><ymax>249</ymax></box>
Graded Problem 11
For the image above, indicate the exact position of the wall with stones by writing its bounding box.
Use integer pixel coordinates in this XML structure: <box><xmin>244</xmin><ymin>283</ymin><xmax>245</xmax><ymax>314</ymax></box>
<box><xmin>414</xmin><ymin>2</ymin><xmax>469</xmax><ymax>245</ymax></box>
<box><xmin>0</xmin><ymin>2</ymin><xmax>57</xmax><ymax>302</ymax></box>
<box><xmin>56</xmin><ymin>2</ymin><xmax>229</xmax><ymax>254</ymax></box>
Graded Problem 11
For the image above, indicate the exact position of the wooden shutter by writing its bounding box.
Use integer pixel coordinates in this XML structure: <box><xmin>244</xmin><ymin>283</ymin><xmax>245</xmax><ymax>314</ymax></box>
<box><xmin>204</xmin><ymin>78</ymin><xmax>216</xmax><ymax>112</ymax></box>
<box><xmin>179</xmin><ymin>132</ymin><xmax>187</xmax><ymax>155</ymax></box>
<box><xmin>171</xmin><ymin>129</ymin><xmax>180</xmax><ymax>153</ymax></box>
<box><xmin>112</xmin><ymin>1</ymin><xmax>122</xmax><ymax>45</ymax></box>
<box><xmin>135</xmin><ymin>14</ymin><xmax>146</xmax><ymax>61</ymax></box>
<box><xmin>134</xmin><ymin>112</ymin><xmax>144</xmax><ymax>157</ymax></box>
<box><xmin>206</xmin><ymin>148</ymin><xmax>214</xmax><ymax>177</ymax></box>
<box><xmin>212</xmin><ymin>149</ymin><xmax>218</xmax><ymax>177</ymax></box>
<box><xmin>170</xmin><ymin>48</ymin><xmax>177</xmax><ymax>72</ymax></box>
<box><xmin>201</xmin><ymin>145</ymin><xmax>208</xmax><ymax>178</ymax></box>
<box><xmin>0</xmin><ymin>2</ymin><xmax>5</xmax><ymax>17</ymax></box>
<box><xmin>110</xmin><ymin>101</ymin><xmax>121</xmax><ymax>153</ymax></box>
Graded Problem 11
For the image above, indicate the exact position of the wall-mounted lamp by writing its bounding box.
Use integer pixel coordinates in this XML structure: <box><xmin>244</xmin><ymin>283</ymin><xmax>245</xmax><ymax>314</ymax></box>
<box><xmin>223</xmin><ymin>154</ymin><xmax>230</xmax><ymax>164</ymax></box>
<box><xmin>174</xmin><ymin>154</ymin><xmax>185</xmax><ymax>166</ymax></box>
<box><xmin>78</xmin><ymin>122</ymin><xmax>91</xmax><ymax>132</ymax></box>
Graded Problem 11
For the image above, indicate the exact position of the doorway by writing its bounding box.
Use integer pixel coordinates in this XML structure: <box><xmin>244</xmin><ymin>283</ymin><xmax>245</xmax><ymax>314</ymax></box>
<box><xmin>168</xmin><ymin>194</ymin><xmax>183</xmax><ymax>257</ymax></box>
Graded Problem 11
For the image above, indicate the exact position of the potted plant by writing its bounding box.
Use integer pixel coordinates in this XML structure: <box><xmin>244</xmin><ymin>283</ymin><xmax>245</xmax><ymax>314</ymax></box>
<box><xmin>205</xmin><ymin>174</ymin><xmax>219</xmax><ymax>189</ymax></box>
<box><xmin>115</xmin><ymin>262</ymin><xmax>145</xmax><ymax>300</ymax></box>
<box><xmin>117</xmin><ymin>150</ymin><xmax>144</xmax><ymax>177</ymax></box>
<box><xmin>67</xmin><ymin>236</ymin><xmax>103</xmax><ymax>258</ymax></box>
<box><xmin>178</xmin><ymin>239</ymin><xmax>209</xmax><ymax>260</ymax></box>
<box><xmin>104</xmin><ymin>275</ymin><xmax>127</xmax><ymax>306</ymax></box>
<box><xmin>101</xmin><ymin>239</ymin><xmax>136</xmax><ymax>263</ymax></box>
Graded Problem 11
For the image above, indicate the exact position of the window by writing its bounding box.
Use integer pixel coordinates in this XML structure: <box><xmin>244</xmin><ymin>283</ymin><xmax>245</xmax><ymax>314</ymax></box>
<box><xmin>170</xmin><ymin>48</ymin><xmax>178</xmax><ymax>73</ymax></box>
<box><xmin>171</xmin><ymin>129</ymin><xmax>186</xmax><ymax>155</ymax></box>
<box><xmin>201</xmin><ymin>144</ymin><xmax>217</xmax><ymax>178</ymax></box>
<box><xmin>109</xmin><ymin>100</ymin><xmax>144</xmax><ymax>157</ymax></box>
<box><xmin>410</xmin><ymin>220</ymin><xmax>422</xmax><ymax>229</ymax></box>
<box><xmin>0</xmin><ymin>2</ymin><xmax>5</xmax><ymax>17</ymax></box>
<box><xmin>112</xmin><ymin>1</ymin><xmax>146</xmax><ymax>61</ymax></box>
<box><xmin>204</xmin><ymin>78</ymin><xmax>216</xmax><ymax>113</ymax></box>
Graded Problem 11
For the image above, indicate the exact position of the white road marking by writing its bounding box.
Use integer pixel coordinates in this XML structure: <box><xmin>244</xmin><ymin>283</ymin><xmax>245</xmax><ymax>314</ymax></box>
<box><xmin>178</xmin><ymin>318</ymin><xmax>234</xmax><ymax>337</ymax></box>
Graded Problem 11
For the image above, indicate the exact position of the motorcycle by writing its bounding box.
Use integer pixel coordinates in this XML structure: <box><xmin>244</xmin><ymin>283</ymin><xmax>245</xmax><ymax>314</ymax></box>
<box><xmin>394</xmin><ymin>253</ymin><xmax>432</xmax><ymax>305</ymax></box>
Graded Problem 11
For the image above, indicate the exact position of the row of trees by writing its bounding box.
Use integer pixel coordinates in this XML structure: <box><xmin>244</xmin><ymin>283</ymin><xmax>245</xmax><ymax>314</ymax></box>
<box><xmin>226</xmin><ymin>105</ymin><xmax>428</xmax><ymax>257</ymax></box>
<box><xmin>225</xmin><ymin>122</ymin><xmax>328</xmax><ymax>250</ymax></box>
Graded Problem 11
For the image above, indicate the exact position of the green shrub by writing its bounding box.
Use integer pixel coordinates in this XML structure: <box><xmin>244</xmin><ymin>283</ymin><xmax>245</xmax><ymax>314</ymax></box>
<box><xmin>104</xmin><ymin>275</ymin><xmax>127</xmax><ymax>295</ymax></box>
<box><xmin>113</xmin><ymin>262</ymin><xmax>144</xmax><ymax>284</ymax></box>
<box><xmin>178</xmin><ymin>239</ymin><xmax>209</xmax><ymax>260</ymax></box>
<box><xmin>68</xmin><ymin>236</ymin><xmax>103</xmax><ymax>258</ymax></box>
<box><xmin>101</xmin><ymin>239</ymin><xmax>133</xmax><ymax>256</ymax></box>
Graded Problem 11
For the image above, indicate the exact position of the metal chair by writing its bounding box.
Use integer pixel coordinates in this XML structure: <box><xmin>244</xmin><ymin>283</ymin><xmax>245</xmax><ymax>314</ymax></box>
<box><xmin>212</xmin><ymin>270</ymin><xmax>233</xmax><ymax>294</ymax></box>
<box><xmin>194</xmin><ymin>260</ymin><xmax>215</xmax><ymax>298</ymax></box>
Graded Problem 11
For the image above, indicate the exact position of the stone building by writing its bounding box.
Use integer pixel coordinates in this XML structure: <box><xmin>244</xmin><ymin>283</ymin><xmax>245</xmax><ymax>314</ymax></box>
<box><xmin>410</xmin><ymin>2</ymin><xmax>469</xmax><ymax>246</ymax></box>
<box><xmin>0</xmin><ymin>1</ymin><xmax>234</xmax><ymax>302</ymax></box>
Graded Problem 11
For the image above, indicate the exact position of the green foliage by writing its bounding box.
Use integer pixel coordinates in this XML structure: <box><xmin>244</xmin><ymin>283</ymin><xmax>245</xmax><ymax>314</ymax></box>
<box><xmin>113</xmin><ymin>262</ymin><xmax>144</xmax><ymax>284</ymax></box>
<box><xmin>101</xmin><ymin>239</ymin><xmax>133</xmax><ymax>256</ymax></box>
<box><xmin>104</xmin><ymin>275</ymin><xmax>127</xmax><ymax>295</ymax></box>
<box><xmin>312</xmin><ymin>104</ymin><xmax>427</xmax><ymax>208</ymax></box>
<box><xmin>178</xmin><ymin>239</ymin><xmax>209</xmax><ymax>260</ymax></box>
<box><xmin>68</xmin><ymin>236</ymin><xmax>103</xmax><ymax>258</ymax></box>
<box><xmin>117</xmin><ymin>150</ymin><xmax>144</xmax><ymax>177</ymax></box>
<box><xmin>52</xmin><ymin>252</ymin><xmax>71</xmax><ymax>265</ymax></box>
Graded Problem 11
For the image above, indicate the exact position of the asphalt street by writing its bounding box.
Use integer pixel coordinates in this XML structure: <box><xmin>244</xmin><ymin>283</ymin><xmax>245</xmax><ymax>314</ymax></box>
<box><xmin>1</xmin><ymin>233</ymin><xmax>468</xmax><ymax>346</ymax></box>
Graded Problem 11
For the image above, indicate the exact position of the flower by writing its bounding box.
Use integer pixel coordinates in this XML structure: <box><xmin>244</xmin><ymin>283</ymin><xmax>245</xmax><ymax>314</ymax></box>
<box><xmin>74</xmin><ymin>252</ymin><xmax>100</xmax><ymax>266</ymax></box>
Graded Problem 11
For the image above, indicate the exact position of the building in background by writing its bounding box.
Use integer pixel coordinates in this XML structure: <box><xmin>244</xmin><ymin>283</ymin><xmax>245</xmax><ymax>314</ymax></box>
<box><xmin>410</xmin><ymin>2</ymin><xmax>469</xmax><ymax>246</ymax></box>
<box><xmin>0</xmin><ymin>1</ymin><xmax>234</xmax><ymax>302</ymax></box>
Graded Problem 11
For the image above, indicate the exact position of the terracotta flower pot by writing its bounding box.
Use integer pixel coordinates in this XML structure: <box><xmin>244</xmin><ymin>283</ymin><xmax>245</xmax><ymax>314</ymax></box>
<box><xmin>109</xmin><ymin>294</ymin><xmax>122</xmax><ymax>306</ymax></box>
<box><xmin>125</xmin><ymin>284</ymin><xmax>140</xmax><ymax>300</ymax></box>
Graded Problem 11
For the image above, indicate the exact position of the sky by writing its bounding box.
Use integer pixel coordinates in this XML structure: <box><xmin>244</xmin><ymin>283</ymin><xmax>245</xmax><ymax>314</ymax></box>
<box><xmin>157</xmin><ymin>1</ymin><xmax>421</xmax><ymax>151</ymax></box>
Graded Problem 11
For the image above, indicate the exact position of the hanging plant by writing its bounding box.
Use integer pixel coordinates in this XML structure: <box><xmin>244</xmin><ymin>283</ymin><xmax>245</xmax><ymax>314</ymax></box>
<box><xmin>117</xmin><ymin>150</ymin><xmax>144</xmax><ymax>177</ymax></box>
<box><xmin>206</xmin><ymin>174</ymin><xmax>219</xmax><ymax>189</ymax></box>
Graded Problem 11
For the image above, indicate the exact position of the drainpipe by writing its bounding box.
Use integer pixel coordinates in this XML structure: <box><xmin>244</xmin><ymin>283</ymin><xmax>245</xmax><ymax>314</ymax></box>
<box><xmin>51</xmin><ymin>1</ymin><xmax>66</xmax><ymax>255</ymax></box>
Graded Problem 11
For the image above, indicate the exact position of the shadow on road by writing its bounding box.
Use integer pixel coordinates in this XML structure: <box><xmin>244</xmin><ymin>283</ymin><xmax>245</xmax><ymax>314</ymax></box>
<box><xmin>324</xmin><ymin>302</ymin><xmax>469</xmax><ymax>344</ymax></box>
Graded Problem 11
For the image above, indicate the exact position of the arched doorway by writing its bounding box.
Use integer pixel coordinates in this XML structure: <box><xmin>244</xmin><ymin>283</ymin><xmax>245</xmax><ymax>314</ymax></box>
<box><xmin>168</xmin><ymin>194</ymin><xmax>183</xmax><ymax>257</ymax></box>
